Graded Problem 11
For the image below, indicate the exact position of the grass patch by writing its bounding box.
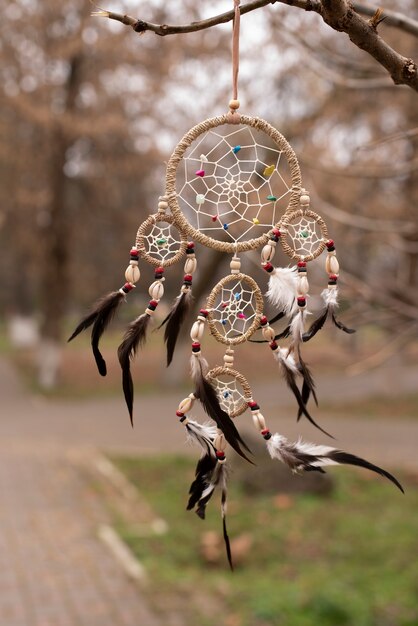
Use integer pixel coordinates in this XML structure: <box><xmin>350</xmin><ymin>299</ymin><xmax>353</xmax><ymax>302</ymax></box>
<box><xmin>112</xmin><ymin>454</ymin><xmax>417</xmax><ymax>626</ymax></box>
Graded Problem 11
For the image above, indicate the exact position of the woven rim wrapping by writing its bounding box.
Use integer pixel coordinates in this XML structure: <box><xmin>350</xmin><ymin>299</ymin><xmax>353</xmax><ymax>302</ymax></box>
<box><xmin>207</xmin><ymin>366</ymin><xmax>252</xmax><ymax>418</ymax></box>
<box><xmin>206</xmin><ymin>273</ymin><xmax>264</xmax><ymax>345</ymax></box>
<box><xmin>166</xmin><ymin>114</ymin><xmax>302</xmax><ymax>253</ymax></box>
<box><xmin>280</xmin><ymin>208</ymin><xmax>329</xmax><ymax>262</ymax></box>
<box><xmin>135</xmin><ymin>213</ymin><xmax>188</xmax><ymax>268</ymax></box>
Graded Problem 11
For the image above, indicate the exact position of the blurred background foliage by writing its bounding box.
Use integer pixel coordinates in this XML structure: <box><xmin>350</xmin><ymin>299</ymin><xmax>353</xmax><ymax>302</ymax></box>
<box><xmin>0</xmin><ymin>0</ymin><xmax>417</xmax><ymax>388</ymax></box>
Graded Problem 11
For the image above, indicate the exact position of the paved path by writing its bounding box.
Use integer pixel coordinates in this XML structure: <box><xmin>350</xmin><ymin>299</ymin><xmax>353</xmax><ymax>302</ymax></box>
<box><xmin>0</xmin><ymin>355</ymin><xmax>417</xmax><ymax>626</ymax></box>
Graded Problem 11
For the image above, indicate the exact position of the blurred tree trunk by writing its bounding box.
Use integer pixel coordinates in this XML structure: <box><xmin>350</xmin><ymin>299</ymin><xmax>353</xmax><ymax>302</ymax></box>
<box><xmin>38</xmin><ymin>56</ymin><xmax>81</xmax><ymax>389</ymax></box>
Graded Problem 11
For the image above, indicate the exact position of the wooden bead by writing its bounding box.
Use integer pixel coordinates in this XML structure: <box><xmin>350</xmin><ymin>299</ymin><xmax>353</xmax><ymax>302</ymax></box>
<box><xmin>125</xmin><ymin>265</ymin><xmax>141</xmax><ymax>284</ymax></box>
<box><xmin>230</xmin><ymin>256</ymin><xmax>241</xmax><ymax>273</ymax></box>
<box><xmin>325</xmin><ymin>253</ymin><xmax>339</xmax><ymax>275</ymax></box>
<box><xmin>229</xmin><ymin>99</ymin><xmax>240</xmax><ymax>110</ymax></box>
<box><xmin>262</xmin><ymin>326</ymin><xmax>275</xmax><ymax>342</ymax></box>
<box><xmin>184</xmin><ymin>257</ymin><xmax>197</xmax><ymax>274</ymax></box>
<box><xmin>300</xmin><ymin>194</ymin><xmax>310</xmax><ymax>206</ymax></box>
<box><xmin>190</xmin><ymin>320</ymin><xmax>204</xmax><ymax>342</ymax></box>
<box><xmin>148</xmin><ymin>280</ymin><xmax>164</xmax><ymax>299</ymax></box>
<box><xmin>179</xmin><ymin>396</ymin><xmax>194</xmax><ymax>413</ymax></box>
<box><xmin>261</xmin><ymin>244</ymin><xmax>275</xmax><ymax>263</ymax></box>
<box><xmin>297</xmin><ymin>275</ymin><xmax>309</xmax><ymax>295</ymax></box>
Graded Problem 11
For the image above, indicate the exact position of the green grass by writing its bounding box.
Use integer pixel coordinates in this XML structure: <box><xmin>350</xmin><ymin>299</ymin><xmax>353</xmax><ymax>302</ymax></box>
<box><xmin>112</xmin><ymin>455</ymin><xmax>418</xmax><ymax>626</ymax></box>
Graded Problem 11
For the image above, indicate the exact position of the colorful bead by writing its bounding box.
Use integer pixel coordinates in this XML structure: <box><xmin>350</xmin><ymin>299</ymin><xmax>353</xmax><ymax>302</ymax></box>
<box><xmin>223</xmin><ymin>223</ymin><xmax>229</xmax><ymax>230</ymax></box>
<box><xmin>238</xmin><ymin>313</ymin><xmax>246</xmax><ymax>319</ymax></box>
<box><xmin>263</xmin><ymin>165</ymin><xmax>275</xmax><ymax>177</ymax></box>
<box><xmin>232</xmin><ymin>145</ymin><xmax>241</xmax><ymax>154</ymax></box>
<box><xmin>195</xmin><ymin>169</ymin><xmax>205</xmax><ymax>177</ymax></box>
<box><xmin>260</xmin><ymin>316</ymin><xmax>268</xmax><ymax>326</ymax></box>
<box><xmin>234</xmin><ymin>292</ymin><xmax>241</xmax><ymax>300</ymax></box>
<box><xmin>252</xmin><ymin>217</ymin><xmax>260</xmax><ymax>224</ymax></box>
<box><xmin>267</xmin><ymin>195</ymin><xmax>277</xmax><ymax>201</ymax></box>
<box><xmin>211</xmin><ymin>215</ymin><xmax>218</xmax><ymax>222</ymax></box>
<box><xmin>200</xmin><ymin>154</ymin><xmax>208</xmax><ymax>163</ymax></box>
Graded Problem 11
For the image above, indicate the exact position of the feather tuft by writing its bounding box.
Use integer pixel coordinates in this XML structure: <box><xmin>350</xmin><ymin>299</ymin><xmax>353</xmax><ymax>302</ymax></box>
<box><xmin>266</xmin><ymin>267</ymin><xmax>297</xmax><ymax>316</ymax></box>
<box><xmin>185</xmin><ymin>419</ymin><xmax>218</xmax><ymax>455</ymax></box>
<box><xmin>187</xmin><ymin>454</ymin><xmax>217</xmax><ymax>512</ymax></box>
<box><xmin>117</xmin><ymin>313</ymin><xmax>150</xmax><ymax>425</ymax></box>
<box><xmin>321</xmin><ymin>287</ymin><xmax>339</xmax><ymax>308</ymax></box>
<box><xmin>68</xmin><ymin>291</ymin><xmax>125</xmax><ymax>376</ymax></box>
<box><xmin>159</xmin><ymin>290</ymin><xmax>193</xmax><ymax>366</ymax></box>
<box><xmin>302</xmin><ymin>308</ymin><xmax>328</xmax><ymax>342</ymax></box>
<box><xmin>266</xmin><ymin>435</ymin><xmax>403</xmax><ymax>492</ymax></box>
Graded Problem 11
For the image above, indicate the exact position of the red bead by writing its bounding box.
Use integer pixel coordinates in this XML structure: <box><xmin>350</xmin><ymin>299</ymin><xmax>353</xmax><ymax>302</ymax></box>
<box><xmin>297</xmin><ymin>297</ymin><xmax>306</xmax><ymax>304</ymax></box>
<box><xmin>329</xmin><ymin>274</ymin><xmax>338</xmax><ymax>281</ymax></box>
<box><xmin>216</xmin><ymin>450</ymin><xmax>225</xmax><ymax>459</ymax></box>
<box><xmin>326</xmin><ymin>239</ymin><xmax>334</xmax><ymax>247</ymax></box>
<box><xmin>199</xmin><ymin>309</ymin><xmax>208</xmax><ymax>317</ymax></box>
<box><xmin>130</xmin><ymin>248</ymin><xmax>139</xmax><ymax>256</ymax></box>
<box><xmin>123</xmin><ymin>282</ymin><xmax>134</xmax><ymax>292</ymax></box>
<box><xmin>149</xmin><ymin>300</ymin><xmax>159</xmax><ymax>307</ymax></box>
<box><xmin>248</xmin><ymin>401</ymin><xmax>258</xmax><ymax>408</ymax></box>
<box><xmin>269</xmin><ymin>340</ymin><xmax>278</xmax><ymax>350</ymax></box>
<box><xmin>272</xmin><ymin>229</ymin><xmax>281</xmax><ymax>237</ymax></box>
<box><xmin>261</xmin><ymin>429</ymin><xmax>270</xmax><ymax>436</ymax></box>
<box><xmin>211</xmin><ymin>215</ymin><xmax>218</xmax><ymax>222</ymax></box>
<box><xmin>187</xmin><ymin>242</ymin><xmax>195</xmax><ymax>249</ymax></box>
<box><xmin>192</xmin><ymin>342</ymin><xmax>201</xmax><ymax>349</ymax></box>
<box><xmin>297</xmin><ymin>261</ymin><xmax>307</xmax><ymax>267</ymax></box>
<box><xmin>176</xmin><ymin>411</ymin><xmax>184</xmax><ymax>417</ymax></box>
<box><xmin>156</xmin><ymin>267</ymin><xmax>164</xmax><ymax>274</ymax></box>
<box><xmin>263</xmin><ymin>262</ymin><xmax>273</xmax><ymax>272</ymax></box>
<box><xmin>184</xmin><ymin>274</ymin><xmax>193</xmax><ymax>282</ymax></box>
<box><xmin>260</xmin><ymin>315</ymin><xmax>268</xmax><ymax>326</ymax></box>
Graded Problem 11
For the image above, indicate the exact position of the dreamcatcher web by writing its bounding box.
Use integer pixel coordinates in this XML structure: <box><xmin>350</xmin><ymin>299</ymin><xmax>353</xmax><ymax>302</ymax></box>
<box><xmin>143</xmin><ymin>222</ymin><xmax>182</xmax><ymax>262</ymax></box>
<box><xmin>212</xmin><ymin>375</ymin><xmax>247</xmax><ymax>416</ymax></box>
<box><xmin>286</xmin><ymin>216</ymin><xmax>325</xmax><ymax>257</ymax></box>
<box><xmin>177</xmin><ymin>126</ymin><xmax>292</xmax><ymax>243</ymax></box>
<box><xmin>212</xmin><ymin>279</ymin><xmax>258</xmax><ymax>339</ymax></box>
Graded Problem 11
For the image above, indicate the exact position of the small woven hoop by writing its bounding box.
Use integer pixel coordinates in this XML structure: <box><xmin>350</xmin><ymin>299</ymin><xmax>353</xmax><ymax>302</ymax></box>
<box><xmin>280</xmin><ymin>208</ymin><xmax>329</xmax><ymax>262</ymax></box>
<box><xmin>206</xmin><ymin>273</ymin><xmax>264</xmax><ymax>345</ymax></box>
<box><xmin>207</xmin><ymin>366</ymin><xmax>252</xmax><ymax>418</ymax></box>
<box><xmin>136</xmin><ymin>213</ymin><xmax>188</xmax><ymax>268</ymax></box>
<box><xmin>166</xmin><ymin>114</ymin><xmax>302</xmax><ymax>253</ymax></box>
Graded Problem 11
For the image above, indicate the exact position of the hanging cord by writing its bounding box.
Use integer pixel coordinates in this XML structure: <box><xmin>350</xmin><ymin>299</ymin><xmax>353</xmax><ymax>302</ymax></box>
<box><xmin>228</xmin><ymin>0</ymin><xmax>241</xmax><ymax>123</ymax></box>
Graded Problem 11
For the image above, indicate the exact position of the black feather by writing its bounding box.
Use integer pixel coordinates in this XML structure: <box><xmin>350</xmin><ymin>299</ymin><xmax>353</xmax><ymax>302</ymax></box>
<box><xmin>117</xmin><ymin>313</ymin><xmax>150</xmax><ymax>426</ymax></box>
<box><xmin>330</xmin><ymin>451</ymin><xmax>404</xmax><ymax>493</ymax></box>
<box><xmin>331</xmin><ymin>313</ymin><xmax>356</xmax><ymax>334</ymax></box>
<box><xmin>185</xmin><ymin>422</ymin><xmax>216</xmax><ymax>456</ymax></box>
<box><xmin>302</xmin><ymin>309</ymin><xmax>329</xmax><ymax>342</ymax></box>
<box><xmin>187</xmin><ymin>454</ymin><xmax>217</xmax><ymax>512</ymax></box>
<box><xmin>221</xmin><ymin>490</ymin><xmax>233</xmax><ymax>571</ymax></box>
<box><xmin>281</xmin><ymin>362</ymin><xmax>333</xmax><ymax>438</ymax></box>
<box><xmin>194</xmin><ymin>375</ymin><xmax>253</xmax><ymax>463</ymax></box>
<box><xmin>297</xmin><ymin>354</ymin><xmax>318</xmax><ymax>420</ymax></box>
<box><xmin>269</xmin><ymin>310</ymin><xmax>286</xmax><ymax>325</ymax></box>
<box><xmin>158</xmin><ymin>290</ymin><xmax>193</xmax><ymax>366</ymax></box>
<box><xmin>68</xmin><ymin>291</ymin><xmax>125</xmax><ymax>376</ymax></box>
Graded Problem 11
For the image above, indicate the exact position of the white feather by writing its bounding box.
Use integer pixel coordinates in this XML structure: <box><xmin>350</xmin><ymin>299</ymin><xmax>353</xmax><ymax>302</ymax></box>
<box><xmin>266</xmin><ymin>267</ymin><xmax>297</xmax><ymax>315</ymax></box>
<box><xmin>190</xmin><ymin>353</ymin><xmax>209</xmax><ymax>382</ymax></box>
<box><xmin>321</xmin><ymin>287</ymin><xmax>339</xmax><ymax>309</ymax></box>
<box><xmin>273</xmin><ymin>347</ymin><xmax>299</xmax><ymax>374</ymax></box>
<box><xmin>266</xmin><ymin>433</ymin><xmax>288</xmax><ymax>460</ymax></box>
<box><xmin>290</xmin><ymin>310</ymin><xmax>306</xmax><ymax>342</ymax></box>
<box><xmin>186</xmin><ymin>419</ymin><xmax>218</xmax><ymax>452</ymax></box>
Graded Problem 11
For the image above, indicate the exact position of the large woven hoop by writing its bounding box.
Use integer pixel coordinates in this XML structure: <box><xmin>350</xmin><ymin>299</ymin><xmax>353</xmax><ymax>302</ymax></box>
<box><xmin>136</xmin><ymin>213</ymin><xmax>188</xmax><ymax>268</ymax></box>
<box><xmin>166</xmin><ymin>114</ymin><xmax>302</xmax><ymax>253</ymax></box>
<box><xmin>206</xmin><ymin>366</ymin><xmax>252</xmax><ymax>418</ymax></box>
<box><xmin>206</xmin><ymin>273</ymin><xmax>264</xmax><ymax>345</ymax></box>
<box><xmin>280</xmin><ymin>208</ymin><xmax>329</xmax><ymax>262</ymax></box>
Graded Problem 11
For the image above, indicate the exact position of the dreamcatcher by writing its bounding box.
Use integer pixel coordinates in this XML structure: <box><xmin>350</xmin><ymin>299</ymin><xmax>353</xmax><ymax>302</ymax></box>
<box><xmin>76</xmin><ymin>0</ymin><xmax>403</xmax><ymax>569</ymax></box>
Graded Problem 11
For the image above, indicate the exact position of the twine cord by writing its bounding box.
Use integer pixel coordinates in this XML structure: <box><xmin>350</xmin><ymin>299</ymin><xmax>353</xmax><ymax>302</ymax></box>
<box><xmin>232</xmin><ymin>0</ymin><xmax>240</xmax><ymax>102</ymax></box>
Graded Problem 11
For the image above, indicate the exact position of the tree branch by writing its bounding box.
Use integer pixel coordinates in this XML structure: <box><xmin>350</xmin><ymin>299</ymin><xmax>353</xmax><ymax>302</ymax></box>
<box><xmin>94</xmin><ymin>0</ymin><xmax>418</xmax><ymax>91</ymax></box>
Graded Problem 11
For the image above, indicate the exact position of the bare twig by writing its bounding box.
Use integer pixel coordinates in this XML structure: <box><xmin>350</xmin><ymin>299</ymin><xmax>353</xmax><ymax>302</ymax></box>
<box><xmin>92</xmin><ymin>1</ymin><xmax>418</xmax><ymax>91</ymax></box>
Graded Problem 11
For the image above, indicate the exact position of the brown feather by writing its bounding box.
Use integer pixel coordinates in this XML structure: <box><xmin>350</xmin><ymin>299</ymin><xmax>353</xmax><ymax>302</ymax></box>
<box><xmin>158</xmin><ymin>290</ymin><xmax>193</xmax><ymax>366</ymax></box>
<box><xmin>117</xmin><ymin>313</ymin><xmax>150</xmax><ymax>426</ymax></box>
